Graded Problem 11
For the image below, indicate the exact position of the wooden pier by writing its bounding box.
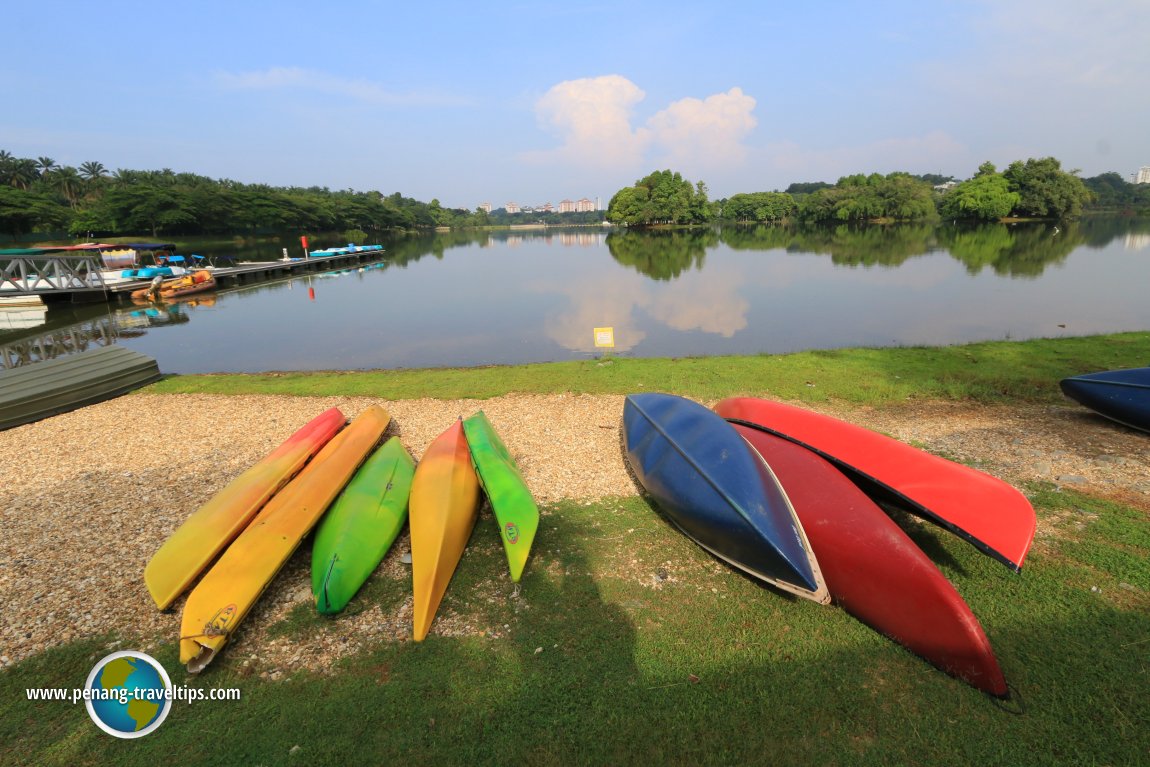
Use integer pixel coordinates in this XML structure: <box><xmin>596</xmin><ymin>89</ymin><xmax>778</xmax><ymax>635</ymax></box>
<box><xmin>0</xmin><ymin>249</ymin><xmax>387</xmax><ymax>305</ymax></box>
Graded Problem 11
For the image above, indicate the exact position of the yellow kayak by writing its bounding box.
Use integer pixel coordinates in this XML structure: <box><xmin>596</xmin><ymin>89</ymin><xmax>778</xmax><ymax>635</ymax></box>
<box><xmin>145</xmin><ymin>407</ymin><xmax>347</xmax><ymax>610</ymax></box>
<box><xmin>179</xmin><ymin>405</ymin><xmax>390</xmax><ymax>672</ymax></box>
<box><xmin>410</xmin><ymin>419</ymin><xmax>480</xmax><ymax>642</ymax></box>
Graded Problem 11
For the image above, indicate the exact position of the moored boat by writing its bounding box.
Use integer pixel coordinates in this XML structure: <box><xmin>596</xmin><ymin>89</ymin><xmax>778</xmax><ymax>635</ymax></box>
<box><xmin>179</xmin><ymin>405</ymin><xmax>389</xmax><ymax>672</ymax></box>
<box><xmin>130</xmin><ymin>270</ymin><xmax>216</xmax><ymax>302</ymax></box>
<box><xmin>409</xmin><ymin>419</ymin><xmax>481</xmax><ymax>641</ymax></box>
<box><xmin>462</xmin><ymin>410</ymin><xmax>539</xmax><ymax>582</ymax></box>
<box><xmin>312</xmin><ymin>436</ymin><xmax>415</xmax><ymax>614</ymax></box>
<box><xmin>145</xmin><ymin>407</ymin><xmax>347</xmax><ymax>610</ymax></box>
<box><xmin>732</xmin><ymin>422</ymin><xmax>1009</xmax><ymax>697</ymax></box>
<box><xmin>622</xmin><ymin>393</ymin><xmax>829</xmax><ymax>603</ymax></box>
<box><xmin>714</xmin><ymin>397</ymin><xmax>1037</xmax><ymax>573</ymax></box>
<box><xmin>1059</xmin><ymin>367</ymin><xmax>1150</xmax><ymax>434</ymax></box>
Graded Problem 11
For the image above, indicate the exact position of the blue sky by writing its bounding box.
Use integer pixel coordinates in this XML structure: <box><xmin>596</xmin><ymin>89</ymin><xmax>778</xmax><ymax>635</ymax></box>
<box><xmin>4</xmin><ymin>1</ymin><xmax>1146</xmax><ymax>209</ymax></box>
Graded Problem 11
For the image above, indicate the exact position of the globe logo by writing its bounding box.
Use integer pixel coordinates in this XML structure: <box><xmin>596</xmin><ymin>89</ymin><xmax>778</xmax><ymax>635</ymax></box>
<box><xmin>84</xmin><ymin>651</ymin><xmax>172</xmax><ymax>738</ymax></box>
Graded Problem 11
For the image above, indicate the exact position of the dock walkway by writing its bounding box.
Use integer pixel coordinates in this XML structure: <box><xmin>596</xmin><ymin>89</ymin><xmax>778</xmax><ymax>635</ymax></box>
<box><xmin>0</xmin><ymin>249</ymin><xmax>386</xmax><ymax>304</ymax></box>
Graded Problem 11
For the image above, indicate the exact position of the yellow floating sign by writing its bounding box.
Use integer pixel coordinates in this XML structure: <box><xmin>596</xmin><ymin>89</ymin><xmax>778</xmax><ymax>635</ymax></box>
<box><xmin>594</xmin><ymin>327</ymin><xmax>615</xmax><ymax>348</ymax></box>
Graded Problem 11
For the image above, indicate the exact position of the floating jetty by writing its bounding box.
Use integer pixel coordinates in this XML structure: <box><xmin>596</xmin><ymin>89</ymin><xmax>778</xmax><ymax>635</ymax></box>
<box><xmin>0</xmin><ymin>246</ymin><xmax>387</xmax><ymax>305</ymax></box>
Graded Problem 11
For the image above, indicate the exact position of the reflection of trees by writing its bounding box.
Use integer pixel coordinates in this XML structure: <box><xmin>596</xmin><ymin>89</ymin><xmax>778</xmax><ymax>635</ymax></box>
<box><xmin>937</xmin><ymin>222</ymin><xmax>1080</xmax><ymax>278</ymax></box>
<box><xmin>786</xmin><ymin>223</ymin><xmax>937</xmax><ymax>267</ymax></box>
<box><xmin>718</xmin><ymin>224</ymin><xmax>794</xmax><ymax>251</ymax></box>
<box><xmin>605</xmin><ymin>228</ymin><xmax>718</xmax><ymax>281</ymax></box>
<box><xmin>1077</xmin><ymin>216</ymin><xmax>1150</xmax><ymax>249</ymax></box>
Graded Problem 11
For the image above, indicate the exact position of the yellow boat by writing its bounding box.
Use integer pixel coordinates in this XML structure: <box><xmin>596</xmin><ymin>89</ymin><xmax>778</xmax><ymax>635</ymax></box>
<box><xmin>179</xmin><ymin>405</ymin><xmax>390</xmax><ymax>672</ymax></box>
<box><xmin>410</xmin><ymin>419</ymin><xmax>480</xmax><ymax>641</ymax></box>
<box><xmin>145</xmin><ymin>407</ymin><xmax>347</xmax><ymax>610</ymax></box>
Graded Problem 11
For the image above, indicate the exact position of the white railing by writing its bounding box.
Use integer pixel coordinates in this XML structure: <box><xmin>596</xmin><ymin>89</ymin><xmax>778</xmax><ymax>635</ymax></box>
<box><xmin>0</xmin><ymin>255</ymin><xmax>108</xmax><ymax>293</ymax></box>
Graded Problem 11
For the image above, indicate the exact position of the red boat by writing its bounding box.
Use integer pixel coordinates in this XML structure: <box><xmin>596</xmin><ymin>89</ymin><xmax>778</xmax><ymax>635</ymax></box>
<box><xmin>732</xmin><ymin>423</ymin><xmax>1009</xmax><ymax>697</ymax></box>
<box><xmin>714</xmin><ymin>397</ymin><xmax>1036</xmax><ymax>572</ymax></box>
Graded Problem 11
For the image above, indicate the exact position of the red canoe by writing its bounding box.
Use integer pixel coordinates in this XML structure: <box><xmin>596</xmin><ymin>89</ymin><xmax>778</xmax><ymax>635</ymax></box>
<box><xmin>715</xmin><ymin>397</ymin><xmax>1036</xmax><ymax>573</ymax></box>
<box><xmin>732</xmin><ymin>423</ymin><xmax>1009</xmax><ymax>697</ymax></box>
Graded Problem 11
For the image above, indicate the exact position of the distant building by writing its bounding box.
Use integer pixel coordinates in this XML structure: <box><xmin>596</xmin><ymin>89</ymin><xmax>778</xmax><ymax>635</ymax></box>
<box><xmin>505</xmin><ymin>202</ymin><xmax>520</xmax><ymax>213</ymax></box>
<box><xmin>478</xmin><ymin>202</ymin><xmax>492</xmax><ymax>213</ymax></box>
<box><xmin>558</xmin><ymin>199</ymin><xmax>576</xmax><ymax>213</ymax></box>
<box><xmin>575</xmin><ymin>197</ymin><xmax>595</xmax><ymax>212</ymax></box>
<box><xmin>933</xmin><ymin>181</ymin><xmax>959</xmax><ymax>192</ymax></box>
<box><xmin>1136</xmin><ymin>166</ymin><xmax>1150</xmax><ymax>184</ymax></box>
<box><xmin>538</xmin><ymin>202</ymin><xmax>553</xmax><ymax>213</ymax></box>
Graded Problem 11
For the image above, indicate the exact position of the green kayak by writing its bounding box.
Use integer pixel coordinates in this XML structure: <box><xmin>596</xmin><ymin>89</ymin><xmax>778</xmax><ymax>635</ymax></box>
<box><xmin>462</xmin><ymin>410</ymin><xmax>540</xmax><ymax>582</ymax></box>
<box><xmin>312</xmin><ymin>436</ymin><xmax>415</xmax><ymax>614</ymax></box>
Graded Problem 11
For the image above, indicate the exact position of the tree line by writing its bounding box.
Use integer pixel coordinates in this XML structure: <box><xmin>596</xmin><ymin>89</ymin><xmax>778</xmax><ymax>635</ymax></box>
<box><xmin>0</xmin><ymin>152</ymin><xmax>522</xmax><ymax>237</ymax></box>
<box><xmin>606</xmin><ymin>158</ymin><xmax>1150</xmax><ymax>226</ymax></box>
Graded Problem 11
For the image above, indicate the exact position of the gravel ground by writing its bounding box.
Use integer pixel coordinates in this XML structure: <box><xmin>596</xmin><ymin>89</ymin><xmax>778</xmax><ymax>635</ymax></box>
<box><xmin>1</xmin><ymin>392</ymin><xmax>1147</xmax><ymax>674</ymax></box>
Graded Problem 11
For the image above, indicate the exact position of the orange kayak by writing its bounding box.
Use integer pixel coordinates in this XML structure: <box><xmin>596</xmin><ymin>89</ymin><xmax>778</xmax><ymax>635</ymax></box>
<box><xmin>409</xmin><ymin>419</ymin><xmax>480</xmax><ymax>641</ymax></box>
<box><xmin>179</xmin><ymin>405</ymin><xmax>389</xmax><ymax>671</ymax></box>
<box><xmin>145</xmin><ymin>407</ymin><xmax>346</xmax><ymax>610</ymax></box>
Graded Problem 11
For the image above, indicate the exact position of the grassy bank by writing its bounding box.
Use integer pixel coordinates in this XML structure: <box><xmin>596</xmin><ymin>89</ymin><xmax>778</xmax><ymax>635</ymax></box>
<box><xmin>146</xmin><ymin>332</ymin><xmax>1150</xmax><ymax>405</ymax></box>
<box><xmin>4</xmin><ymin>332</ymin><xmax>1148</xmax><ymax>765</ymax></box>
<box><xmin>2</xmin><ymin>487</ymin><xmax>1147</xmax><ymax>766</ymax></box>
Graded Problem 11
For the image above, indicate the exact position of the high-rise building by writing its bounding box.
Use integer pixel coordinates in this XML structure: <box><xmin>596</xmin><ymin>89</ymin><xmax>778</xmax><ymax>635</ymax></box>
<box><xmin>1136</xmin><ymin>166</ymin><xmax>1150</xmax><ymax>184</ymax></box>
<box><xmin>505</xmin><ymin>202</ymin><xmax>520</xmax><ymax>213</ymax></box>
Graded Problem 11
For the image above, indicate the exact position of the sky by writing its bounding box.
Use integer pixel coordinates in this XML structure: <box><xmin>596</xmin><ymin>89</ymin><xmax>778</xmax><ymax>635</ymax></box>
<box><xmin>3</xmin><ymin>1</ymin><xmax>1147</xmax><ymax>210</ymax></box>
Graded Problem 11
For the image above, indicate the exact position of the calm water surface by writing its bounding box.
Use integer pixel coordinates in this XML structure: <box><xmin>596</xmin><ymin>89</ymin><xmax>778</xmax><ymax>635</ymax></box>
<box><xmin>4</xmin><ymin>220</ymin><xmax>1149</xmax><ymax>373</ymax></box>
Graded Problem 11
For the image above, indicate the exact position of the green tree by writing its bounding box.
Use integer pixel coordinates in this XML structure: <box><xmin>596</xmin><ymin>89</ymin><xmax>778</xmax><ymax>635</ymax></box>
<box><xmin>607</xmin><ymin>170</ymin><xmax>710</xmax><ymax>226</ymax></box>
<box><xmin>1002</xmin><ymin>157</ymin><xmax>1092</xmax><ymax>219</ymax></box>
<box><xmin>939</xmin><ymin>170</ymin><xmax>1019</xmax><ymax>221</ymax></box>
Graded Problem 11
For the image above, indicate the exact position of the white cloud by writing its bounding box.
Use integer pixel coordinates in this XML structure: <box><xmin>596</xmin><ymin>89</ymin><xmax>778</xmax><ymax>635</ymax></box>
<box><xmin>525</xmin><ymin>75</ymin><xmax>652</xmax><ymax>169</ymax></box>
<box><xmin>648</xmin><ymin>87</ymin><xmax>757</xmax><ymax>168</ymax></box>
<box><xmin>526</xmin><ymin>76</ymin><xmax>758</xmax><ymax>176</ymax></box>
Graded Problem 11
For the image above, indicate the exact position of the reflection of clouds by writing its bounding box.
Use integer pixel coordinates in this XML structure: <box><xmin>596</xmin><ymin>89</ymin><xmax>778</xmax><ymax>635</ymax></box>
<box><xmin>647</xmin><ymin>272</ymin><xmax>749</xmax><ymax>337</ymax></box>
<box><xmin>541</xmin><ymin>273</ymin><xmax>649</xmax><ymax>353</ymax></box>
<box><xmin>531</xmin><ymin>266</ymin><xmax>752</xmax><ymax>352</ymax></box>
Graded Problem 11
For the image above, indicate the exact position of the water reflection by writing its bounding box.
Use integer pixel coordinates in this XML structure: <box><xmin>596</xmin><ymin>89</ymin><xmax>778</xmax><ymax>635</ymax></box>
<box><xmin>2</xmin><ymin>218</ymin><xmax>1147</xmax><ymax>373</ymax></box>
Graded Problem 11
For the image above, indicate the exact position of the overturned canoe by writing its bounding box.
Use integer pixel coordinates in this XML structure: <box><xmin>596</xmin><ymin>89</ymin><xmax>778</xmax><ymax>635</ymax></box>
<box><xmin>1060</xmin><ymin>367</ymin><xmax>1150</xmax><ymax>434</ymax></box>
<box><xmin>732</xmin><ymin>423</ymin><xmax>1008</xmax><ymax>697</ymax></box>
<box><xmin>179</xmin><ymin>405</ymin><xmax>389</xmax><ymax>672</ymax></box>
<box><xmin>410</xmin><ymin>419</ymin><xmax>481</xmax><ymax>641</ymax></box>
<box><xmin>622</xmin><ymin>393</ymin><xmax>828</xmax><ymax>603</ymax></box>
<box><xmin>714</xmin><ymin>397</ymin><xmax>1036</xmax><ymax>573</ymax></box>
<box><xmin>145</xmin><ymin>407</ymin><xmax>347</xmax><ymax>610</ymax></box>
<box><xmin>312</xmin><ymin>436</ymin><xmax>415</xmax><ymax>614</ymax></box>
<box><xmin>462</xmin><ymin>410</ymin><xmax>539</xmax><ymax>582</ymax></box>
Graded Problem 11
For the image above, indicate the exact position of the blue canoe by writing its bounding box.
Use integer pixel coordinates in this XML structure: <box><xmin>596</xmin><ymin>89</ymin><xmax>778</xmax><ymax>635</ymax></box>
<box><xmin>622</xmin><ymin>393</ymin><xmax>829</xmax><ymax>603</ymax></box>
<box><xmin>1060</xmin><ymin>367</ymin><xmax>1150</xmax><ymax>434</ymax></box>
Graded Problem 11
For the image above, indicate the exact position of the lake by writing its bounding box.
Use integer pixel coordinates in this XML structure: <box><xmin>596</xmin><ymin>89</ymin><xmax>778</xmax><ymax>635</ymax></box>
<box><xmin>3</xmin><ymin>218</ymin><xmax>1149</xmax><ymax>373</ymax></box>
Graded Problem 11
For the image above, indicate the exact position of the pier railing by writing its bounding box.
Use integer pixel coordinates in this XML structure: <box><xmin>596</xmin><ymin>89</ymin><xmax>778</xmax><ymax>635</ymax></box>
<box><xmin>0</xmin><ymin>254</ymin><xmax>108</xmax><ymax>293</ymax></box>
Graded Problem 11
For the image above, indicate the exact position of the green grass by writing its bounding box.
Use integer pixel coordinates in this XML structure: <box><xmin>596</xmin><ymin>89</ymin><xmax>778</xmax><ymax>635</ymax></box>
<box><xmin>144</xmin><ymin>331</ymin><xmax>1150</xmax><ymax>406</ymax></box>
<box><xmin>4</xmin><ymin>333</ymin><xmax>1149</xmax><ymax>764</ymax></box>
<box><xmin>2</xmin><ymin>489</ymin><xmax>1147</xmax><ymax>766</ymax></box>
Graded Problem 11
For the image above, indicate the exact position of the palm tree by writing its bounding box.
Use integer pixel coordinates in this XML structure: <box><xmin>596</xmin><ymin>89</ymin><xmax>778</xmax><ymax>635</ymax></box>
<box><xmin>9</xmin><ymin>159</ymin><xmax>38</xmax><ymax>189</ymax></box>
<box><xmin>78</xmin><ymin>160</ymin><xmax>107</xmax><ymax>181</ymax></box>
<box><xmin>52</xmin><ymin>166</ymin><xmax>83</xmax><ymax>207</ymax></box>
<box><xmin>36</xmin><ymin>156</ymin><xmax>59</xmax><ymax>176</ymax></box>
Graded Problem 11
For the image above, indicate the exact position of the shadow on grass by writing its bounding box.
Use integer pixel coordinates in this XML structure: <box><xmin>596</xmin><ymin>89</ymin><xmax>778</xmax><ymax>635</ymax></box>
<box><xmin>2</xmin><ymin>498</ymin><xmax>1147</xmax><ymax>767</ymax></box>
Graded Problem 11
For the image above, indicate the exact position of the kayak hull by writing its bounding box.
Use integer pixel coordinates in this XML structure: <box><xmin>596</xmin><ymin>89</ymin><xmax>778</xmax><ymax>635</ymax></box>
<box><xmin>179</xmin><ymin>405</ymin><xmax>389</xmax><ymax>671</ymax></box>
<box><xmin>145</xmin><ymin>407</ymin><xmax>347</xmax><ymax>610</ymax></box>
<box><xmin>312</xmin><ymin>436</ymin><xmax>415</xmax><ymax>614</ymax></box>
<box><xmin>732</xmin><ymin>423</ymin><xmax>1008</xmax><ymax>697</ymax></box>
<box><xmin>622</xmin><ymin>393</ymin><xmax>828</xmax><ymax>603</ymax></box>
<box><xmin>409</xmin><ymin>420</ymin><xmax>481</xmax><ymax>641</ymax></box>
<box><xmin>714</xmin><ymin>397</ymin><xmax>1036</xmax><ymax>573</ymax></box>
<box><xmin>462</xmin><ymin>411</ymin><xmax>539</xmax><ymax>582</ymax></box>
<box><xmin>1060</xmin><ymin>367</ymin><xmax>1150</xmax><ymax>434</ymax></box>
